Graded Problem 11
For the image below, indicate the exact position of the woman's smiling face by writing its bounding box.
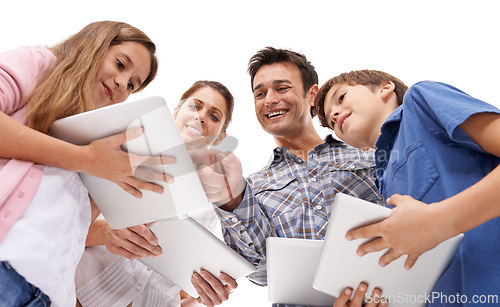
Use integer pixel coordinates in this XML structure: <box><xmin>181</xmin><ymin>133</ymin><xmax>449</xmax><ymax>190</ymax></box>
<box><xmin>173</xmin><ymin>86</ymin><xmax>228</xmax><ymax>148</ymax></box>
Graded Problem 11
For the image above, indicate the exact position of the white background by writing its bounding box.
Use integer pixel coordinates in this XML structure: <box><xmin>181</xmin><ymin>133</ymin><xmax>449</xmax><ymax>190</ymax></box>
<box><xmin>3</xmin><ymin>1</ymin><xmax>500</xmax><ymax>306</ymax></box>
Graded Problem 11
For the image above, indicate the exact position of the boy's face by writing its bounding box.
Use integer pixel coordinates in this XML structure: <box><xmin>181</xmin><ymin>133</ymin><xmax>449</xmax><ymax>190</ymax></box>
<box><xmin>323</xmin><ymin>83</ymin><xmax>393</xmax><ymax>148</ymax></box>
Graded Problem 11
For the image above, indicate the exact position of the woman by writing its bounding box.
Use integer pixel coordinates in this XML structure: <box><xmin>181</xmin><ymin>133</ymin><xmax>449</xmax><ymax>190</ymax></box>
<box><xmin>75</xmin><ymin>80</ymin><xmax>237</xmax><ymax>307</ymax></box>
<box><xmin>0</xmin><ymin>21</ymin><xmax>161</xmax><ymax>306</ymax></box>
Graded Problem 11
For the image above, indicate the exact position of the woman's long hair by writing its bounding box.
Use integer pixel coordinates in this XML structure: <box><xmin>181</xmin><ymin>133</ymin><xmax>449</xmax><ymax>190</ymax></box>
<box><xmin>27</xmin><ymin>21</ymin><xmax>158</xmax><ymax>134</ymax></box>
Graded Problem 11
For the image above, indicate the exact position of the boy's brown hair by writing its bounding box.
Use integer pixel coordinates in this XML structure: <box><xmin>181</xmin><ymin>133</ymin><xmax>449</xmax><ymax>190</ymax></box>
<box><xmin>314</xmin><ymin>70</ymin><xmax>408</xmax><ymax>128</ymax></box>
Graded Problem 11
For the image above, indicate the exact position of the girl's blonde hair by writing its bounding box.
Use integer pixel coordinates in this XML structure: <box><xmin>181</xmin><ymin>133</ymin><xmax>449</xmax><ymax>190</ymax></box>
<box><xmin>27</xmin><ymin>20</ymin><xmax>158</xmax><ymax>134</ymax></box>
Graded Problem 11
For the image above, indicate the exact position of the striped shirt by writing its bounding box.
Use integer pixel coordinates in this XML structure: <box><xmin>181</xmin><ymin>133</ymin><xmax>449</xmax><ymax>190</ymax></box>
<box><xmin>215</xmin><ymin>135</ymin><xmax>383</xmax><ymax>289</ymax></box>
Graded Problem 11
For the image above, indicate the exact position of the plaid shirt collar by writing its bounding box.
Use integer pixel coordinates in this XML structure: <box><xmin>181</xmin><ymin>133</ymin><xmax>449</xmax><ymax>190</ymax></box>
<box><xmin>266</xmin><ymin>134</ymin><xmax>346</xmax><ymax>168</ymax></box>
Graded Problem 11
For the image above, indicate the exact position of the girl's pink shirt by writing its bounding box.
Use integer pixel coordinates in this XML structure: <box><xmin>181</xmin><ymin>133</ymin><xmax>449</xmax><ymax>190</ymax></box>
<box><xmin>0</xmin><ymin>46</ymin><xmax>56</xmax><ymax>242</ymax></box>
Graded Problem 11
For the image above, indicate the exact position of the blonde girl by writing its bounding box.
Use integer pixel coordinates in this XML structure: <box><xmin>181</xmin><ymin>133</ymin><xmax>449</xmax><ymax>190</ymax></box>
<box><xmin>0</xmin><ymin>21</ymin><xmax>164</xmax><ymax>306</ymax></box>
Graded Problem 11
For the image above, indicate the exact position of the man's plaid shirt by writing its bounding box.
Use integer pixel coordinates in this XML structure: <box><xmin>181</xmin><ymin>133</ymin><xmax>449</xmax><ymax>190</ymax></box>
<box><xmin>215</xmin><ymin>135</ymin><xmax>383</xmax><ymax>287</ymax></box>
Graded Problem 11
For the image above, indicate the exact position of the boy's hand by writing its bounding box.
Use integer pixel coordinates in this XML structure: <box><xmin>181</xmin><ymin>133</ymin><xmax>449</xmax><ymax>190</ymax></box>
<box><xmin>345</xmin><ymin>194</ymin><xmax>451</xmax><ymax>269</ymax></box>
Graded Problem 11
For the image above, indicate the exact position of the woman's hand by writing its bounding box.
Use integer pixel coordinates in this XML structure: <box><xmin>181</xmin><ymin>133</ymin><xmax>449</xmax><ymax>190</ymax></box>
<box><xmin>86</xmin><ymin>218</ymin><xmax>162</xmax><ymax>259</ymax></box>
<box><xmin>191</xmin><ymin>270</ymin><xmax>237</xmax><ymax>306</ymax></box>
<box><xmin>102</xmin><ymin>222</ymin><xmax>162</xmax><ymax>259</ymax></box>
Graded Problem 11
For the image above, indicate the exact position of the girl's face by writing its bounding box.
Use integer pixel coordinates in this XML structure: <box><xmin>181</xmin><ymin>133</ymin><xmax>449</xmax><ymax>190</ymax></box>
<box><xmin>173</xmin><ymin>86</ymin><xmax>228</xmax><ymax>148</ymax></box>
<box><xmin>92</xmin><ymin>41</ymin><xmax>152</xmax><ymax>109</ymax></box>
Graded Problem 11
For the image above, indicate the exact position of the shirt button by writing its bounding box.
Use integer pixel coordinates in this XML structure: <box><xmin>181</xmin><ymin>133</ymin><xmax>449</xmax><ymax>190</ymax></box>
<box><xmin>136</xmin><ymin>285</ymin><xmax>143</xmax><ymax>291</ymax></box>
<box><xmin>315</xmin><ymin>205</ymin><xmax>323</xmax><ymax>211</ymax></box>
<box><xmin>17</xmin><ymin>192</ymin><xmax>24</xmax><ymax>199</ymax></box>
<box><xmin>350</xmin><ymin>165</ymin><xmax>357</xmax><ymax>169</ymax></box>
<box><xmin>231</xmin><ymin>217</ymin><xmax>238</xmax><ymax>223</ymax></box>
<box><xmin>309</xmin><ymin>178</ymin><xmax>317</xmax><ymax>182</ymax></box>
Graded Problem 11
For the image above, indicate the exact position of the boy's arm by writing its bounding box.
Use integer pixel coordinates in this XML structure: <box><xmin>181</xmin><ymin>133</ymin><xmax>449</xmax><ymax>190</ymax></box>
<box><xmin>346</xmin><ymin>112</ymin><xmax>500</xmax><ymax>269</ymax></box>
<box><xmin>441</xmin><ymin>112</ymin><xmax>500</xmax><ymax>231</ymax></box>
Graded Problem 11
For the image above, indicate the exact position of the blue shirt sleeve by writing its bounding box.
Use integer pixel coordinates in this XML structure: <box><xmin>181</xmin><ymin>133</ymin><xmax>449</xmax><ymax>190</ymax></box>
<box><xmin>406</xmin><ymin>81</ymin><xmax>500</xmax><ymax>153</ymax></box>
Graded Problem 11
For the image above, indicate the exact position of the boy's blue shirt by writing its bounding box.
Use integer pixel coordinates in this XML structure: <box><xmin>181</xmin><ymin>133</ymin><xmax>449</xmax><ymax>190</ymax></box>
<box><xmin>374</xmin><ymin>81</ymin><xmax>500</xmax><ymax>306</ymax></box>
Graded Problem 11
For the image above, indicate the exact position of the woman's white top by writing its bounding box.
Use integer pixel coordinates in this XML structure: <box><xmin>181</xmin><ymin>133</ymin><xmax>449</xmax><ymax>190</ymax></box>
<box><xmin>0</xmin><ymin>166</ymin><xmax>91</xmax><ymax>307</ymax></box>
<box><xmin>76</xmin><ymin>210</ymin><xmax>219</xmax><ymax>307</ymax></box>
<box><xmin>76</xmin><ymin>247</ymin><xmax>180</xmax><ymax>307</ymax></box>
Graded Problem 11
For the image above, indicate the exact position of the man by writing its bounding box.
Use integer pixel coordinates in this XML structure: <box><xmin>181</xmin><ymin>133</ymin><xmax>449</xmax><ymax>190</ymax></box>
<box><xmin>199</xmin><ymin>47</ymin><xmax>383</xmax><ymax>292</ymax></box>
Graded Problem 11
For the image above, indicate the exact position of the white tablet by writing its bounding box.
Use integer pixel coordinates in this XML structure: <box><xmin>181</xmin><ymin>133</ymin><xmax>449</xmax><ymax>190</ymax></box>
<box><xmin>50</xmin><ymin>96</ymin><xmax>215</xmax><ymax>229</ymax></box>
<box><xmin>313</xmin><ymin>193</ymin><xmax>464</xmax><ymax>307</ymax></box>
<box><xmin>140</xmin><ymin>215</ymin><xmax>256</xmax><ymax>297</ymax></box>
<box><xmin>266</xmin><ymin>237</ymin><xmax>336</xmax><ymax>306</ymax></box>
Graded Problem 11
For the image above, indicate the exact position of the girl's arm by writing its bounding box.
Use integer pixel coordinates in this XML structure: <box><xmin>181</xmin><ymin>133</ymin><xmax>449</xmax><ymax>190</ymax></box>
<box><xmin>0</xmin><ymin>111</ymin><xmax>175</xmax><ymax>198</ymax></box>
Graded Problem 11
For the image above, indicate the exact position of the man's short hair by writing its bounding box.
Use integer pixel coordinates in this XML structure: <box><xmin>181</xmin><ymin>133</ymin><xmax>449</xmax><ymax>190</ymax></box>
<box><xmin>248</xmin><ymin>47</ymin><xmax>318</xmax><ymax>116</ymax></box>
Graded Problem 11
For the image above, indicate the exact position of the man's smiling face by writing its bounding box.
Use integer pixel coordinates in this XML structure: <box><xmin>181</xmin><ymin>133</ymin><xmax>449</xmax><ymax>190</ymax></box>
<box><xmin>252</xmin><ymin>62</ymin><xmax>312</xmax><ymax>138</ymax></box>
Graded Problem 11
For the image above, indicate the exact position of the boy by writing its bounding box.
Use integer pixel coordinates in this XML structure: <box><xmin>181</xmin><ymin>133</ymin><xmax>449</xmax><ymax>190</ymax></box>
<box><xmin>314</xmin><ymin>70</ymin><xmax>500</xmax><ymax>306</ymax></box>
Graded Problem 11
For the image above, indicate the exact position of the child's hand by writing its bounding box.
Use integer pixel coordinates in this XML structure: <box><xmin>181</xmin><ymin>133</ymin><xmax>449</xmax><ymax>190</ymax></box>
<box><xmin>80</xmin><ymin>127</ymin><xmax>176</xmax><ymax>198</ymax></box>
<box><xmin>345</xmin><ymin>194</ymin><xmax>452</xmax><ymax>269</ymax></box>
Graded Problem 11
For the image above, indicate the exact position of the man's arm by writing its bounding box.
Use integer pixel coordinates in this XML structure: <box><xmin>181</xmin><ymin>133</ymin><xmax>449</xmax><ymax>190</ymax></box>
<box><xmin>195</xmin><ymin>151</ymin><xmax>246</xmax><ymax>211</ymax></box>
<box><xmin>193</xmin><ymin>151</ymin><xmax>274</xmax><ymax>285</ymax></box>
<box><xmin>218</xmin><ymin>188</ymin><xmax>245</xmax><ymax>212</ymax></box>
<box><xmin>214</xmin><ymin>180</ymin><xmax>274</xmax><ymax>286</ymax></box>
